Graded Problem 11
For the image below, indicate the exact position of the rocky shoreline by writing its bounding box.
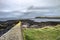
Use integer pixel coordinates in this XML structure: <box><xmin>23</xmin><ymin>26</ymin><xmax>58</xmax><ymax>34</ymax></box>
<box><xmin>21</xmin><ymin>19</ymin><xmax>60</xmax><ymax>28</ymax></box>
<box><xmin>0</xmin><ymin>19</ymin><xmax>60</xmax><ymax>36</ymax></box>
<box><xmin>0</xmin><ymin>20</ymin><xmax>19</xmax><ymax>36</ymax></box>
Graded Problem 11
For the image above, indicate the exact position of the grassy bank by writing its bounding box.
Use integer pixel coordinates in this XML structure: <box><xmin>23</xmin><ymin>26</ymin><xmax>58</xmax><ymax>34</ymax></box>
<box><xmin>23</xmin><ymin>25</ymin><xmax>60</xmax><ymax>40</ymax></box>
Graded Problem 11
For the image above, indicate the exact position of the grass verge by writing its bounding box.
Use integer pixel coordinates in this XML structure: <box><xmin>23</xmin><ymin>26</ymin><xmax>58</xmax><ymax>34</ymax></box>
<box><xmin>23</xmin><ymin>25</ymin><xmax>60</xmax><ymax>40</ymax></box>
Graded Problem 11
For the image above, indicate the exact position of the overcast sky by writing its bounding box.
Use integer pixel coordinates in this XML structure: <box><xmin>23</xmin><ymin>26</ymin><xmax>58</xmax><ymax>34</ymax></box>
<box><xmin>0</xmin><ymin>0</ymin><xmax>60</xmax><ymax>19</ymax></box>
<box><xmin>0</xmin><ymin>0</ymin><xmax>60</xmax><ymax>10</ymax></box>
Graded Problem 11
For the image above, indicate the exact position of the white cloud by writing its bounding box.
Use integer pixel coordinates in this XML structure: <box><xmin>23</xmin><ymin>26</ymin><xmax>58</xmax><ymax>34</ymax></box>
<box><xmin>0</xmin><ymin>0</ymin><xmax>60</xmax><ymax>10</ymax></box>
<box><xmin>0</xmin><ymin>0</ymin><xmax>60</xmax><ymax>20</ymax></box>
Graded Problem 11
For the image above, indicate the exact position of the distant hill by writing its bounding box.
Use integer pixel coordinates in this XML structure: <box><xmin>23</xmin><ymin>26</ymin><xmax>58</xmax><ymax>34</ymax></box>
<box><xmin>35</xmin><ymin>16</ymin><xmax>60</xmax><ymax>19</ymax></box>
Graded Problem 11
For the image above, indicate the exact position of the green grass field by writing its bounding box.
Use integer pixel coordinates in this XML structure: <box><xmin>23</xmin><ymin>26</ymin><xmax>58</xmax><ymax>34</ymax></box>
<box><xmin>23</xmin><ymin>25</ymin><xmax>60</xmax><ymax>40</ymax></box>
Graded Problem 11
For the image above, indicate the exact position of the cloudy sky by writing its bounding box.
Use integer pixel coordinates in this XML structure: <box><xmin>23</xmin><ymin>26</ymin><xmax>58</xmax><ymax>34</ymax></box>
<box><xmin>0</xmin><ymin>0</ymin><xmax>60</xmax><ymax>20</ymax></box>
<box><xmin>0</xmin><ymin>0</ymin><xmax>60</xmax><ymax>10</ymax></box>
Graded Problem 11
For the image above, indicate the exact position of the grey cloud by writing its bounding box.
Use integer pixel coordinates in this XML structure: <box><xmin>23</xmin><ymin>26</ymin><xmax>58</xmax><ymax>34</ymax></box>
<box><xmin>0</xmin><ymin>0</ymin><xmax>60</xmax><ymax>10</ymax></box>
<box><xmin>0</xmin><ymin>11</ymin><xmax>24</xmax><ymax>18</ymax></box>
<box><xmin>0</xmin><ymin>0</ymin><xmax>60</xmax><ymax>21</ymax></box>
